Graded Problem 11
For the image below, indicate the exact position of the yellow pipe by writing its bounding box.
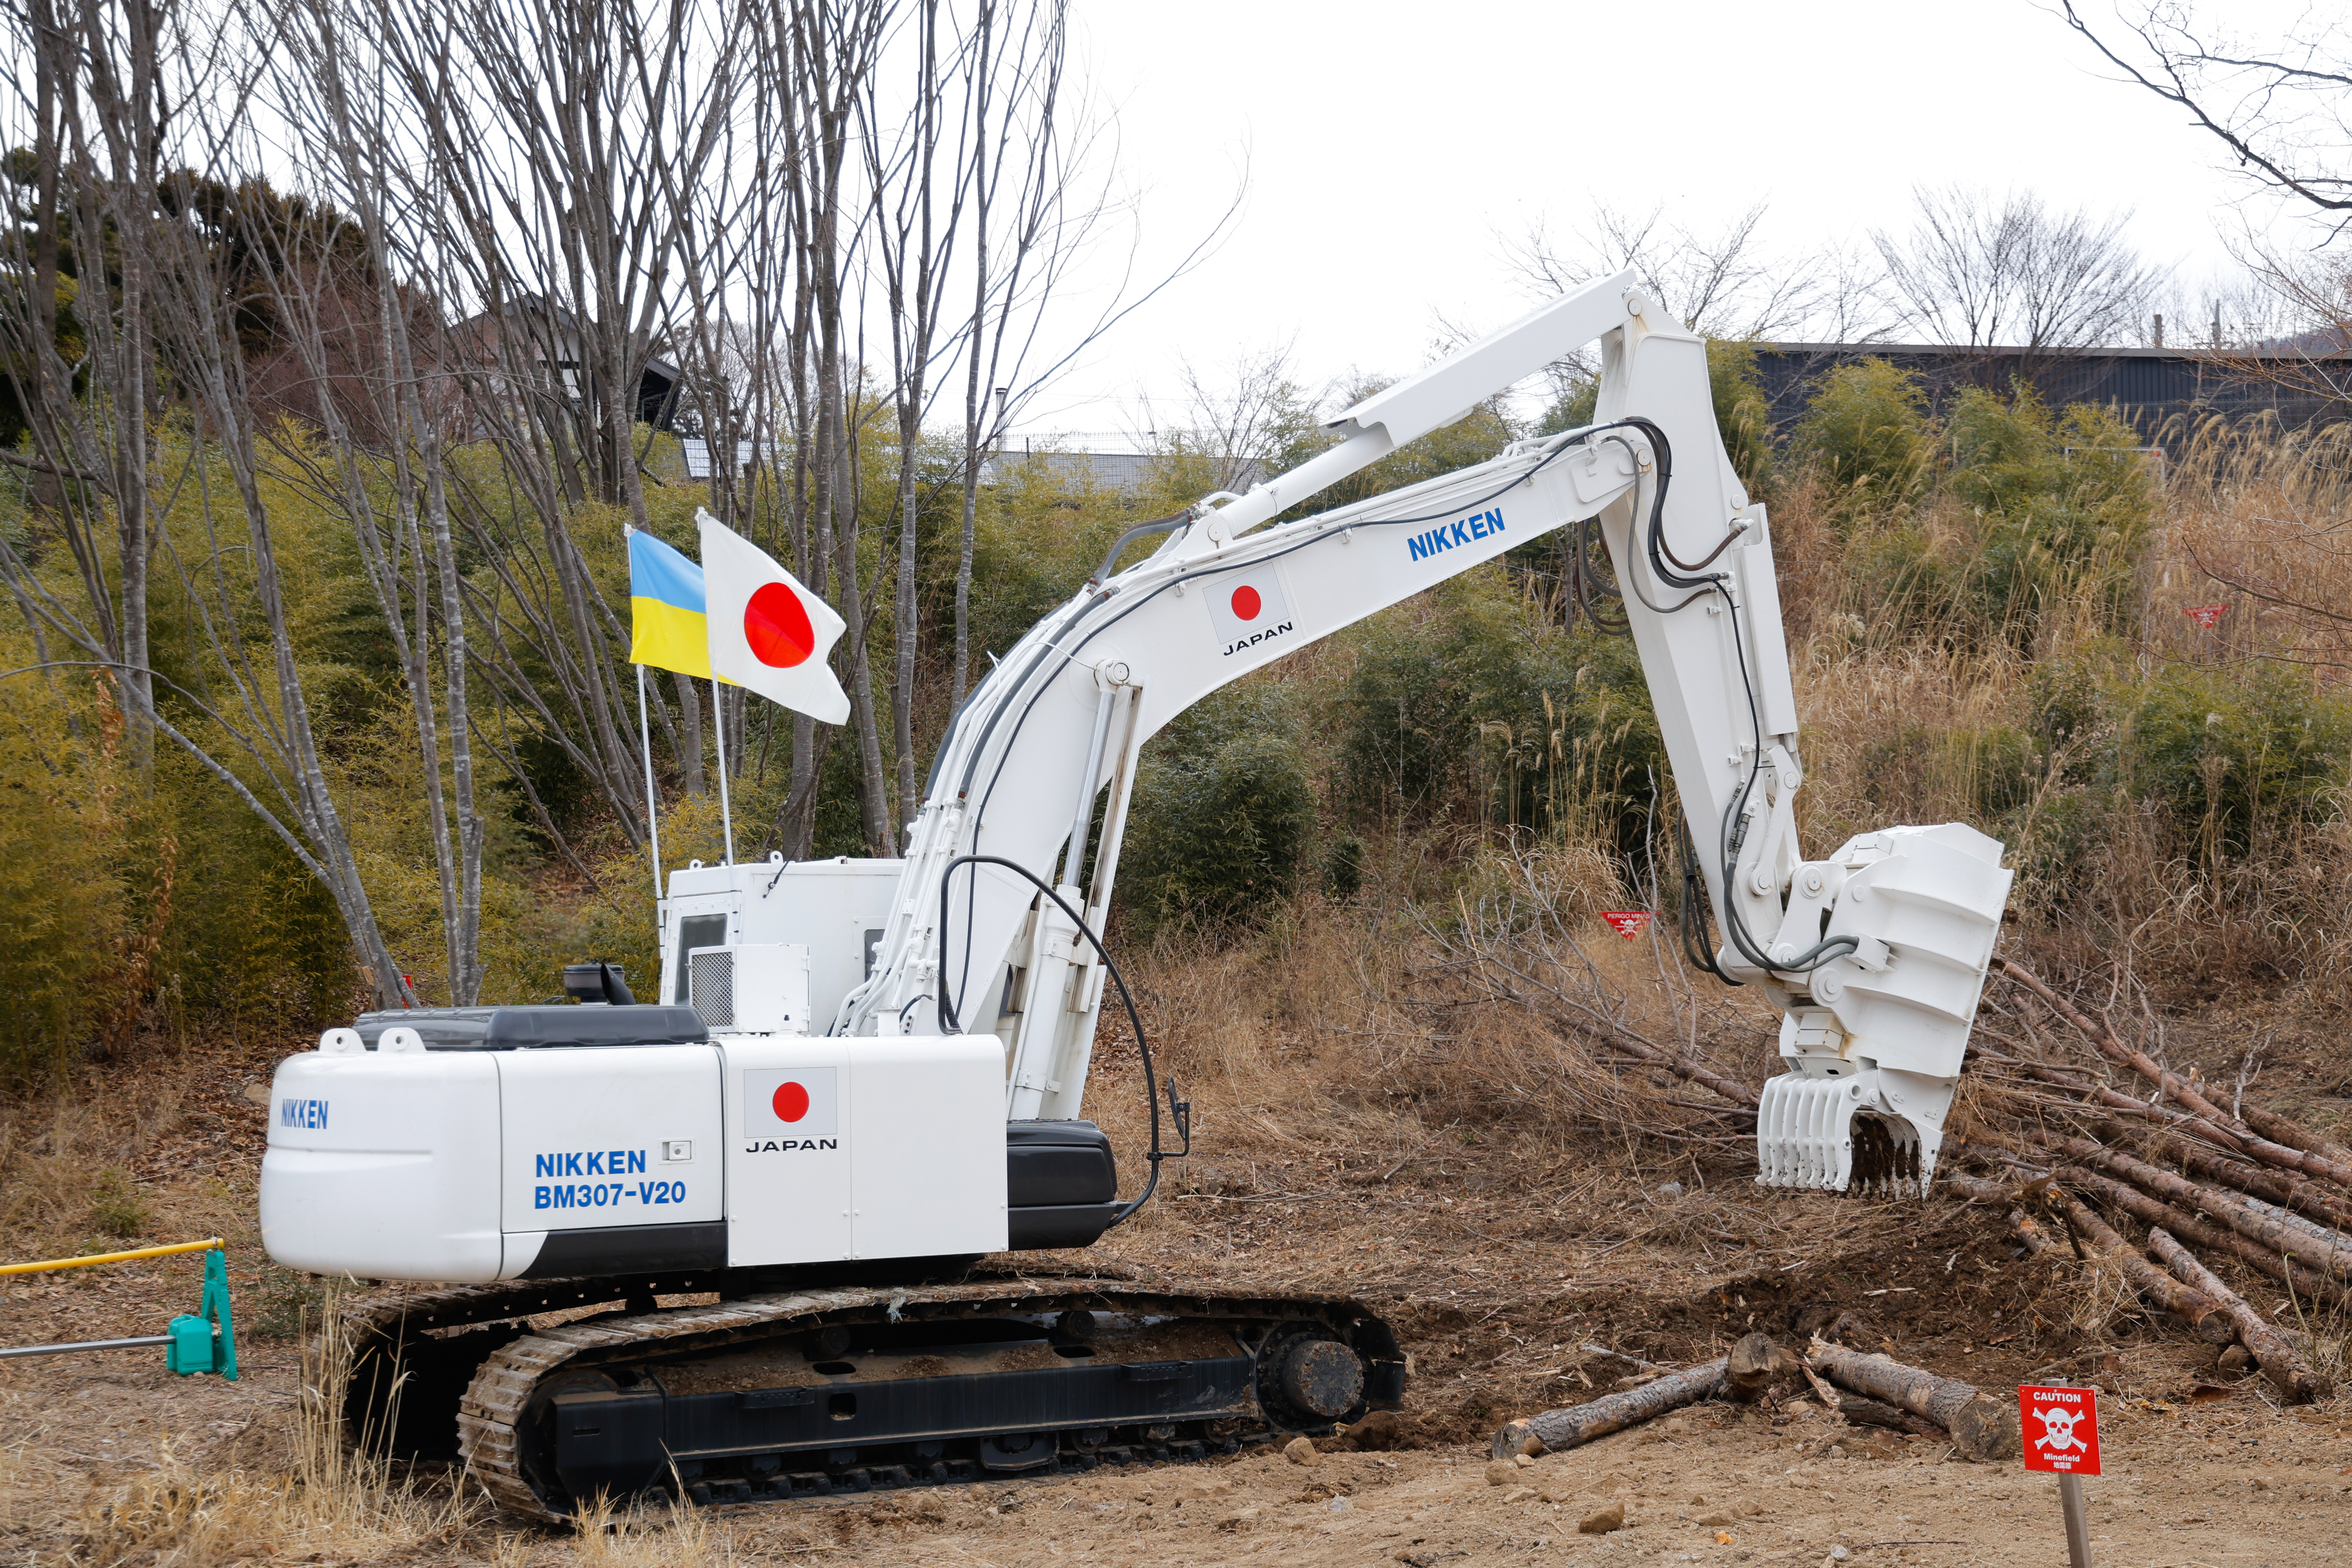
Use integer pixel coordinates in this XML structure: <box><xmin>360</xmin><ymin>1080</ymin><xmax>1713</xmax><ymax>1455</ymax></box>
<box><xmin>0</xmin><ymin>1237</ymin><xmax>224</xmax><ymax>1277</ymax></box>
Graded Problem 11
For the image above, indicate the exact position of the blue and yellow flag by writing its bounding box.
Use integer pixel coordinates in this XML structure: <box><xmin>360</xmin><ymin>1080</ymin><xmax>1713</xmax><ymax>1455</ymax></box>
<box><xmin>628</xmin><ymin>527</ymin><xmax>714</xmax><ymax>679</ymax></box>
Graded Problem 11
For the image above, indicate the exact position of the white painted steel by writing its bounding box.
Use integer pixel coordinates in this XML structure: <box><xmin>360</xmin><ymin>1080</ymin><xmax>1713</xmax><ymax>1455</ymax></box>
<box><xmin>497</xmin><ymin>1045</ymin><xmax>724</xmax><ymax>1234</ymax></box>
<box><xmin>260</xmin><ymin>1047</ymin><xmax>505</xmax><ymax>1280</ymax></box>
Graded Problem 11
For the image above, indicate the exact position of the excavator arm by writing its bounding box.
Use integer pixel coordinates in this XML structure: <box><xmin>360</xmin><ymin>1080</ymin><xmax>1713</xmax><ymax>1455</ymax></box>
<box><xmin>842</xmin><ymin>272</ymin><xmax>2010</xmax><ymax>1193</ymax></box>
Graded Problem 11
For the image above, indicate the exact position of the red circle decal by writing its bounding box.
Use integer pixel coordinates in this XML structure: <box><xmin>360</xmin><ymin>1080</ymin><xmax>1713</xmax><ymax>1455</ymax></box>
<box><xmin>745</xmin><ymin>582</ymin><xmax>816</xmax><ymax>668</ymax></box>
<box><xmin>1231</xmin><ymin>584</ymin><xmax>1262</xmax><ymax>621</ymax></box>
<box><xmin>772</xmin><ymin>1081</ymin><xmax>811</xmax><ymax>1122</ymax></box>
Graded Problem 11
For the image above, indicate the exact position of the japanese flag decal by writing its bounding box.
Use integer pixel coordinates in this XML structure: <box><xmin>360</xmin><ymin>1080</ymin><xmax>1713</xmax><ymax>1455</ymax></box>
<box><xmin>1205</xmin><ymin>565</ymin><xmax>1296</xmax><ymax>659</ymax></box>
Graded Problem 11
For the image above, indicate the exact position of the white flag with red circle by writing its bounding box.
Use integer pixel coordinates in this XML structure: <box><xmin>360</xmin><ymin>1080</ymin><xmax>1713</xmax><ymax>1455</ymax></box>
<box><xmin>699</xmin><ymin>509</ymin><xmax>851</xmax><ymax>724</ymax></box>
<box><xmin>1205</xmin><ymin>566</ymin><xmax>1296</xmax><ymax>659</ymax></box>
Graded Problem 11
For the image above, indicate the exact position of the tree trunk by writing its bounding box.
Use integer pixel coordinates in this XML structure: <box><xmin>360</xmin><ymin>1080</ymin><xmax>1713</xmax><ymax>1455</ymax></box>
<box><xmin>1804</xmin><ymin>1340</ymin><xmax>2018</xmax><ymax>1460</ymax></box>
<box><xmin>2047</xmin><ymin>1184</ymin><xmax>2235</xmax><ymax>1341</ymax></box>
<box><xmin>2055</xmin><ymin>1135</ymin><xmax>2352</xmax><ymax>1286</ymax></box>
<box><xmin>2148</xmin><ymin>1227</ymin><xmax>2329</xmax><ymax>1402</ymax></box>
<box><xmin>2045</xmin><ymin>1162</ymin><xmax>2351</xmax><ymax>1308</ymax></box>
<box><xmin>1489</xmin><ymin>1358</ymin><xmax>1729</xmax><ymax>1459</ymax></box>
<box><xmin>672</xmin><ymin>671</ymin><xmax>707</xmax><ymax>797</ymax></box>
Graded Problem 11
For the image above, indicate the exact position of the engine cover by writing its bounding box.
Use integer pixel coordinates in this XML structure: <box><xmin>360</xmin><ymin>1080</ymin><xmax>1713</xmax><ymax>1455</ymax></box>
<box><xmin>261</xmin><ymin>1018</ymin><xmax>1011</xmax><ymax>1282</ymax></box>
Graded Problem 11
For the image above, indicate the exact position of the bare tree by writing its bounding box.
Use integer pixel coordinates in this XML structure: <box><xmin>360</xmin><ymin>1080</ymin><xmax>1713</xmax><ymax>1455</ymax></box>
<box><xmin>1504</xmin><ymin>200</ymin><xmax>1895</xmax><ymax>351</ymax></box>
<box><xmin>0</xmin><ymin>0</ymin><xmax>427</xmax><ymax>1007</ymax></box>
<box><xmin>0</xmin><ymin>0</ymin><xmax>164</xmax><ymax>773</ymax></box>
<box><xmin>1870</xmin><ymin>185</ymin><xmax>2165</xmax><ymax>351</ymax></box>
<box><xmin>2061</xmin><ymin>3</ymin><xmax>2352</xmax><ymax>231</ymax></box>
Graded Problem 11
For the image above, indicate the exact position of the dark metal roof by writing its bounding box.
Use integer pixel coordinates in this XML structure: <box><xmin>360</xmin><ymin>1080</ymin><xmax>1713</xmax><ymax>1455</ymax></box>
<box><xmin>1752</xmin><ymin>342</ymin><xmax>2352</xmax><ymax>440</ymax></box>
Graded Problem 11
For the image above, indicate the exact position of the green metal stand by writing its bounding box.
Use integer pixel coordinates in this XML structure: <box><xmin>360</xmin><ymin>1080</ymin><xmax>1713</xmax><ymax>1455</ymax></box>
<box><xmin>165</xmin><ymin>1247</ymin><xmax>239</xmax><ymax>1380</ymax></box>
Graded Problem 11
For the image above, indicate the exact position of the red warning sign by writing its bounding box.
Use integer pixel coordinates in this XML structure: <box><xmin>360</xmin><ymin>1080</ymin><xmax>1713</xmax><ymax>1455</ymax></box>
<box><xmin>2018</xmin><ymin>1385</ymin><xmax>2101</xmax><ymax>1475</ymax></box>
<box><xmin>2183</xmin><ymin>603</ymin><xmax>2227</xmax><ymax>629</ymax></box>
<box><xmin>1600</xmin><ymin>911</ymin><xmax>1654</xmax><ymax>940</ymax></box>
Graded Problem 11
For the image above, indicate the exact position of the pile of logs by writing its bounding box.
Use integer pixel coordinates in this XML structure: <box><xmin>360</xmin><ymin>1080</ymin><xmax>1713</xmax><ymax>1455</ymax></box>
<box><xmin>1491</xmin><ymin>1332</ymin><xmax>2021</xmax><ymax>1462</ymax></box>
<box><xmin>1951</xmin><ymin>958</ymin><xmax>2347</xmax><ymax>1403</ymax></box>
<box><xmin>1515</xmin><ymin>952</ymin><xmax>2352</xmax><ymax>1435</ymax></box>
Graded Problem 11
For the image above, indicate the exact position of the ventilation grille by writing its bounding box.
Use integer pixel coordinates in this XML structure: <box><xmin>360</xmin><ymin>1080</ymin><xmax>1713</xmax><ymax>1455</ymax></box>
<box><xmin>688</xmin><ymin>949</ymin><xmax>735</xmax><ymax>1028</ymax></box>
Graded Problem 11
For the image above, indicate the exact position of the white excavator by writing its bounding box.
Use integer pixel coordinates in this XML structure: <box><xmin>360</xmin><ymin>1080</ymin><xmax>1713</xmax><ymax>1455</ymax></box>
<box><xmin>260</xmin><ymin>272</ymin><xmax>2010</xmax><ymax>1518</ymax></box>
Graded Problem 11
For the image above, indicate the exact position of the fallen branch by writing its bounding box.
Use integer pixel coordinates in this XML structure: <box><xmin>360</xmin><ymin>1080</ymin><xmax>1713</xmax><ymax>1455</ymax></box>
<box><xmin>1491</xmin><ymin>1356</ymin><xmax>1729</xmax><ymax>1459</ymax></box>
<box><xmin>1544</xmin><ymin>1007</ymin><xmax>1760</xmax><ymax>1109</ymax></box>
<box><xmin>2148</xmin><ymin>1227</ymin><xmax>2329</xmax><ymax>1403</ymax></box>
<box><xmin>2041</xmin><ymin>1163</ymin><xmax>2350</xmax><ymax>1308</ymax></box>
<box><xmin>1941</xmin><ymin>1170</ymin><xmax>2053</xmax><ymax>1256</ymax></box>
<box><xmin>2088</xmin><ymin>1119</ymin><xmax>2352</xmax><ymax>1237</ymax></box>
<box><xmin>1995</xmin><ymin>959</ymin><xmax>2236</xmax><ymax>1125</ymax></box>
<box><xmin>2053</xmin><ymin>1136</ymin><xmax>2352</xmax><ymax>1286</ymax></box>
<box><xmin>2049</xmin><ymin>1185</ymin><xmax>2235</xmax><ymax>1343</ymax></box>
<box><xmin>1995</xmin><ymin>961</ymin><xmax>2352</xmax><ymax>1188</ymax></box>
<box><xmin>1804</xmin><ymin>1339</ymin><xmax>2020</xmax><ymax>1460</ymax></box>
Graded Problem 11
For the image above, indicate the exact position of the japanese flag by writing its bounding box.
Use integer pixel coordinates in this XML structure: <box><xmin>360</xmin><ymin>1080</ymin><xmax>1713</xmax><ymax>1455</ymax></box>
<box><xmin>699</xmin><ymin>509</ymin><xmax>851</xmax><ymax>724</ymax></box>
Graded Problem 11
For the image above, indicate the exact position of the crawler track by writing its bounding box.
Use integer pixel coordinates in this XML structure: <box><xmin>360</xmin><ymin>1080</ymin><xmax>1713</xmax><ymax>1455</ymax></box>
<box><xmin>339</xmin><ymin>1273</ymin><xmax>1404</xmax><ymax>1523</ymax></box>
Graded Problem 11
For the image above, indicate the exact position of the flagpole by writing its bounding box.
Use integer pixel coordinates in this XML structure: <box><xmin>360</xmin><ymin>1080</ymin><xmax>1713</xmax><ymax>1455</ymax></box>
<box><xmin>711</xmin><ymin>678</ymin><xmax>736</xmax><ymax>865</ymax></box>
<box><xmin>636</xmin><ymin>662</ymin><xmax>663</xmax><ymax>901</ymax></box>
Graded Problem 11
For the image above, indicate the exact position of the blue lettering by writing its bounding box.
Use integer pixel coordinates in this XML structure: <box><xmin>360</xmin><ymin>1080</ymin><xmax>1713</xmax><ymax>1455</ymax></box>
<box><xmin>1408</xmin><ymin>534</ymin><xmax>1431</xmax><ymax>562</ymax></box>
<box><xmin>535</xmin><ymin>1185</ymin><xmax>550</xmax><ymax>1210</ymax></box>
<box><xmin>584</xmin><ymin>1151</ymin><xmax>604</xmax><ymax>1175</ymax></box>
<box><xmin>1470</xmin><ymin>515</ymin><xmax>1487</xmax><ymax>540</ymax></box>
<box><xmin>627</xmin><ymin>1150</ymin><xmax>646</xmax><ymax>1174</ymax></box>
<box><xmin>554</xmin><ymin>1185</ymin><xmax>575</xmax><ymax>1208</ymax></box>
<box><xmin>1488</xmin><ymin>508</ymin><xmax>1505</xmax><ymax>533</ymax></box>
<box><xmin>1450</xmin><ymin>520</ymin><xmax>1470</xmax><ymax>547</ymax></box>
<box><xmin>279</xmin><ymin>1099</ymin><xmax>329</xmax><ymax>1129</ymax></box>
<box><xmin>535</xmin><ymin>1154</ymin><xmax>556</xmax><ymax>1178</ymax></box>
<box><xmin>564</xmin><ymin>1152</ymin><xmax>583</xmax><ymax>1177</ymax></box>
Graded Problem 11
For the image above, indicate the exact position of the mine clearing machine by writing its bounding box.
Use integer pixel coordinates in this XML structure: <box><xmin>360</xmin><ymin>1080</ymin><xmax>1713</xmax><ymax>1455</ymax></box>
<box><xmin>262</xmin><ymin>271</ymin><xmax>2011</xmax><ymax>1520</ymax></box>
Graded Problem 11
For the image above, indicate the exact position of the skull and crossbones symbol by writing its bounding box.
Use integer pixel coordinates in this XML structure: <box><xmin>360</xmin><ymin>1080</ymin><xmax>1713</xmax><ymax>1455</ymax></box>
<box><xmin>2034</xmin><ymin>1403</ymin><xmax>2088</xmax><ymax>1454</ymax></box>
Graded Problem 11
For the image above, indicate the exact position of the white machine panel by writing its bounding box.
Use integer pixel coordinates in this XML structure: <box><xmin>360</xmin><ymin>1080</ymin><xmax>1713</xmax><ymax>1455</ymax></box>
<box><xmin>498</xmin><ymin>1045</ymin><xmax>723</xmax><ymax>1233</ymax></box>
<box><xmin>688</xmin><ymin>942</ymin><xmax>811</xmax><ymax>1033</ymax></box>
<box><xmin>720</xmin><ymin>1034</ymin><xmax>1008</xmax><ymax>1266</ymax></box>
<box><xmin>662</xmin><ymin>855</ymin><xmax>900</xmax><ymax>1028</ymax></box>
<box><xmin>849</xmin><ymin>1035</ymin><xmax>1008</xmax><ymax>1260</ymax></box>
<box><xmin>260</xmin><ymin>1048</ymin><xmax>504</xmax><ymax>1281</ymax></box>
<box><xmin>722</xmin><ymin>1037</ymin><xmax>854</xmax><ymax>1266</ymax></box>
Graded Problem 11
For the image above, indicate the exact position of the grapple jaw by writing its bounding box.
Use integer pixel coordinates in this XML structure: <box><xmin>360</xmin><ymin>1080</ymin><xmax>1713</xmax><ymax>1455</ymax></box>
<box><xmin>1755</xmin><ymin>1066</ymin><xmax>1954</xmax><ymax>1197</ymax></box>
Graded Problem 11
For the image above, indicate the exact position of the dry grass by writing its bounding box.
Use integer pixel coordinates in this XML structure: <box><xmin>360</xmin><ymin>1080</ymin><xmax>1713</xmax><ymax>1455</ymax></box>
<box><xmin>60</xmin><ymin>1285</ymin><xmax>475</xmax><ymax>1567</ymax></box>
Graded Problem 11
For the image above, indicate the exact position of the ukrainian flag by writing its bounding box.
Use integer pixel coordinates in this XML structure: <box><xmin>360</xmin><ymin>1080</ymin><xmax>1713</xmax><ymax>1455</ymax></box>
<box><xmin>628</xmin><ymin>527</ymin><xmax>714</xmax><ymax>679</ymax></box>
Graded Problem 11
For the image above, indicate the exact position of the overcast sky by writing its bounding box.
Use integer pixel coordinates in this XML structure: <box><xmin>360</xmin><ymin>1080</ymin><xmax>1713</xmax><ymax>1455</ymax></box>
<box><xmin>1010</xmin><ymin>0</ymin><xmax>2324</xmax><ymax>438</ymax></box>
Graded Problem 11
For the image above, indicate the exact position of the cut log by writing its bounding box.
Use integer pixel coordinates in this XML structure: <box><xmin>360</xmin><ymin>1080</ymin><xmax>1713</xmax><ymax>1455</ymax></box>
<box><xmin>2046</xmin><ymin>1186</ymin><xmax>2236</xmax><ymax>1342</ymax></box>
<box><xmin>1805</xmin><ymin>1339</ymin><xmax>2020</xmax><ymax>1460</ymax></box>
<box><xmin>1491</xmin><ymin>1357</ymin><xmax>1727</xmax><ymax>1459</ymax></box>
<box><xmin>1835</xmin><ymin>1394</ymin><xmax>1945</xmax><ymax>1439</ymax></box>
<box><xmin>2054</xmin><ymin>1136</ymin><xmax>2352</xmax><ymax>1285</ymax></box>
<box><xmin>2095</xmin><ymin>1121</ymin><xmax>2352</xmax><ymax>1236</ymax></box>
<box><xmin>1725</xmin><ymin>1332</ymin><xmax>1786</xmax><ymax>1403</ymax></box>
<box><xmin>1942</xmin><ymin>1169</ymin><xmax>2052</xmax><ymax>1255</ymax></box>
<box><xmin>2234</xmin><ymin>1102</ymin><xmax>2352</xmax><ymax>1171</ymax></box>
<box><xmin>2043</xmin><ymin>1163</ymin><xmax>2350</xmax><ymax>1309</ymax></box>
<box><xmin>2147</xmin><ymin>1227</ymin><xmax>2330</xmax><ymax>1403</ymax></box>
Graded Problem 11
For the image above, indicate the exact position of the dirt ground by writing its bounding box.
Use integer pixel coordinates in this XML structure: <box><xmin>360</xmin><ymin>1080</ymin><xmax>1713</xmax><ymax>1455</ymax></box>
<box><xmin>6</xmin><ymin>1016</ymin><xmax>2352</xmax><ymax>1567</ymax></box>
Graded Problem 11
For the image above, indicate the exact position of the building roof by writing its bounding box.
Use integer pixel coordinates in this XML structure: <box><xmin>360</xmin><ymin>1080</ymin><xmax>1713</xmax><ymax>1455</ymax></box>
<box><xmin>1752</xmin><ymin>340</ymin><xmax>2352</xmax><ymax>438</ymax></box>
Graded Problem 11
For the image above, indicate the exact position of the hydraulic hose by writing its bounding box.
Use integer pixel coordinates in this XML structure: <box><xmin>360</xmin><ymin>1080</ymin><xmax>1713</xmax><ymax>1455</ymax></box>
<box><xmin>936</xmin><ymin>854</ymin><xmax>1187</xmax><ymax>1226</ymax></box>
